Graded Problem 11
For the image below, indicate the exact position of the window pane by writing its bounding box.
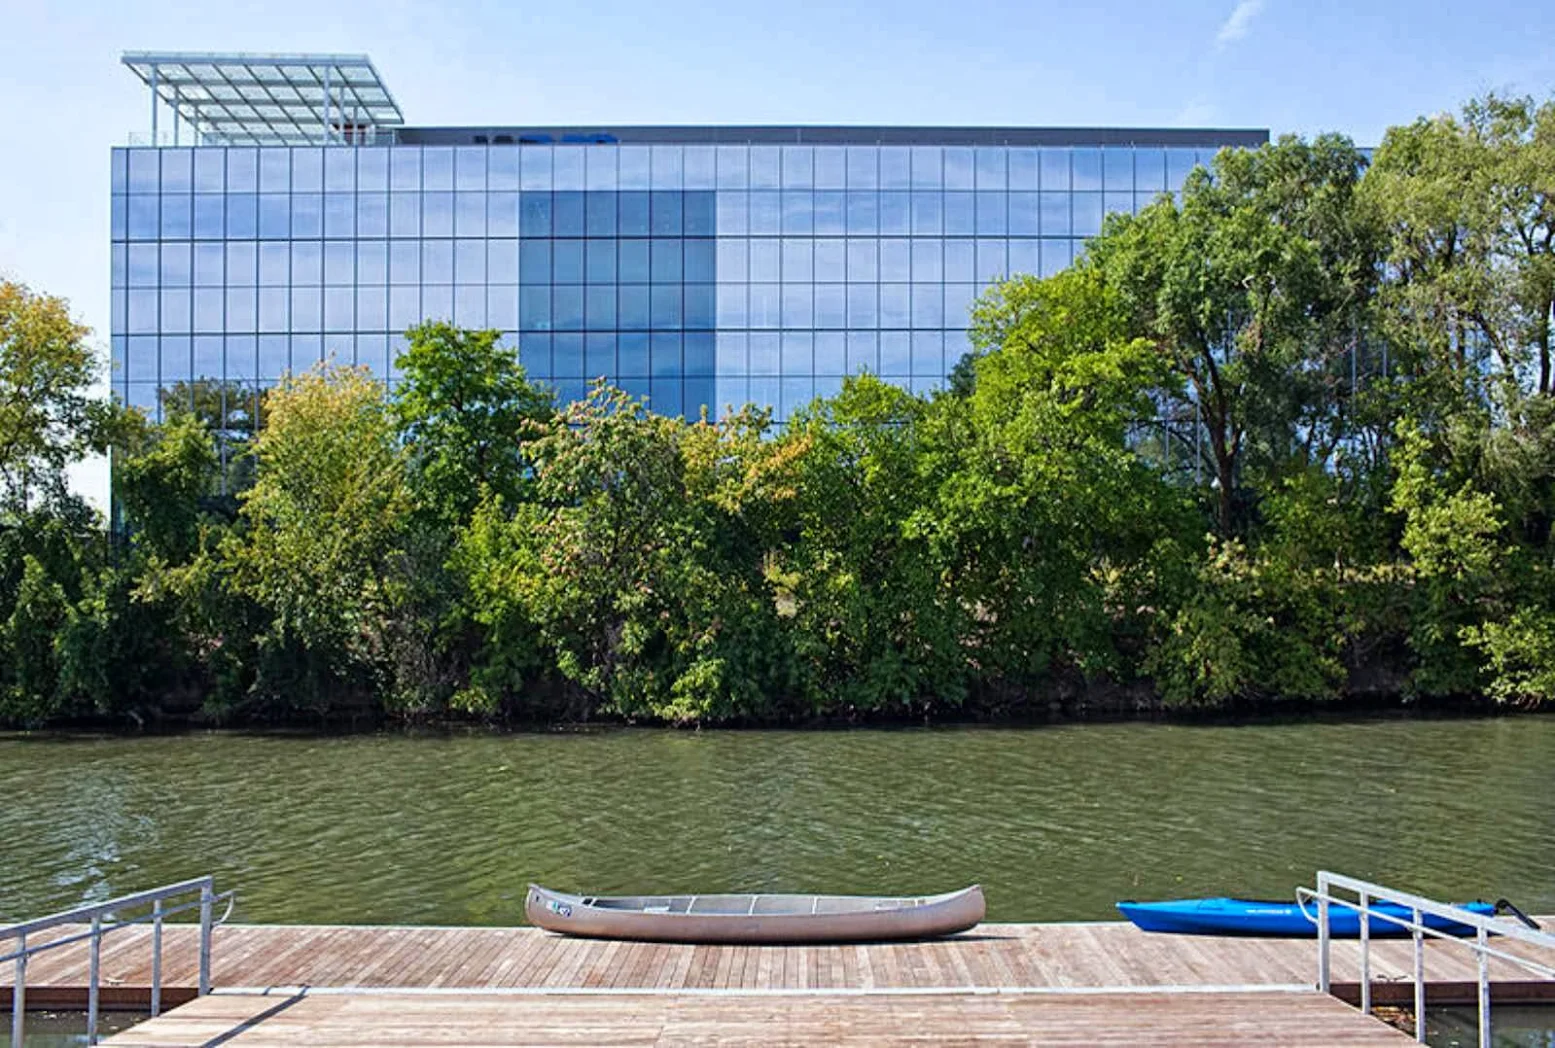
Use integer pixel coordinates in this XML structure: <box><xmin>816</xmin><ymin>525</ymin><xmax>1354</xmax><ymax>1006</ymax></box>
<box><xmin>1073</xmin><ymin>149</ymin><xmax>1102</xmax><ymax>191</ymax></box>
<box><xmin>585</xmin><ymin>239</ymin><xmax>616</xmax><ymax>283</ymax></box>
<box><xmin>489</xmin><ymin>147</ymin><xmax>519</xmax><ymax>190</ymax></box>
<box><xmin>944</xmin><ymin>147</ymin><xmax>974</xmax><ymax>189</ymax></box>
<box><xmin>554</xmin><ymin>191</ymin><xmax>585</xmax><ymax>236</ymax></box>
<box><xmin>651</xmin><ymin>285</ymin><xmax>682</xmax><ymax>327</ymax></box>
<box><xmin>976</xmin><ymin>148</ymin><xmax>1007</xmax><ymax>189</ymax></box>
<box><xmin>781</xmin><ymin>146</ymin><xmax>813</xmax><ymax>188</ymax></box>
<box><xmin>455</xmin><ymin>239</ymin><xmax>486</xmax><ymax>283</ymax></box>
<box><xmin>423</xmin><ymin>192</ymin><xmax>454</xmax><ymax>237</ymax></box>
<box><xmin>489</xmin><ymin>191</ymin><xmax>519</xmax><ymax>237</ymax></box>
<box><xmin>814</xmin><ymin>239</ymin><xmax>845</xmax><ymax>282</ymax></box>
<box><xmin>1009</xmin><ymin>192</ymin><xmax>1039</xmax><ymax>236</ymax></box>
<box><xmin>781</xmin><ymin>239</ymin><xmax>812</xmax><ymax>282</ymax></box>
<box><xmin>324</xmin><ymin>148</ymin><xmax>355</xmax><ymax>191</ymax></box>
<box><xmin>619</xmin><ymin>240</ymin><xmax>649</xmax><ymax>283</ymax></box>
<box><xmin>1104</xmin><ymin>149</ymin><xmax>1133</xmax><ymax>191</ymax></box>
<box><xmin>650</xmin><ymin>191</ymin><xmax>682</xmax><ymax>235</ymax></box>
<box><xmin>290</xmin><ymin>241</ymin><xmax>322</xmax><ymax>284</ymax></box>
<box><xmin>1073</xmin><ymin>193</ymin><xmax>1104</xmax><ymax>236</ymax></box>
<box><xmin>847</xmin><ymin>285</ymin><xmax>877</xmax><ymax>328</ymax></box>
<box><xmin>880</xmin><ymin>239</ymin><xmax>910</xmax><ymax>282</ymax></box>
<box><xmin>455</xmin><ymin>192</ymin><xmax>486</xmax><ymax>235</ymax></box>
<box><xmin>716</xmin><ymin>146</ymin><xmax>748</xmax><ymax>189</ymax></box>
<box><xmin>1040</xmin><ymin>193</ymin><xmax>1071</xmax><ymax>236</ymax></box>
<box><xmin>290</xmin><ymin>193</ymin><xmax>322</xmax><ymax>238</ymax></box>
<box><xmin>846</xmin><ymin>192</ymin><xmax>878</xmax><ymax>235</ymax></box>
<box><xmin>976</xmin><ymin>191</ymin><xmax>1006</xmax><ymax>235</ymax></box>
<box><xmin>1135</xmin><ymin>148</ymin><xmax>1167</xmax><ymax>191</ymax></box>
<box><xmin>193</xmin><ymin>243</ymin><xmax>224</xmax><ymax>286</ymax></box>
<box><xmin>358</xmin><ymin>148</ymin><xmax>389</xmax><ymax>190</ymax></box>
<box><xmin>911</xmin><ymin>240</ymin><xmax>942</xmax><ymax>282</ymax></box>
<box><xmin>193</xmin><ymin>195</ymin><xmax>224</xmax><ymax>238</ymax></box>
<box><xmin>423</xmin><ymin>240</ymin><xmax>454</xmax><ymax>283</ymax></box>
<box><xmin>685</xmin><ymin>284</ymin><xmax>714</xmax><ymax>329</ymax></box>
<box><xmin>945</xmin><ymin>192</ymin><xmax>975</xmax><ymax>235</ymax></box>
<box><xmin>553</xmin><ymin>240</ymin><xmax>584</xmax><ymax>283</ymax></box>
<box><xmin>911</xmin><ymin>147</ymin><xmax>942</xmax><ymax>188</ymax></box>
<box><xmin>749</xmin><ymin>240</ymin><xmax>779</xmax><ymax>282</ymax></box>
<box><xmin>686</xmin><ymin>239</ymin><xmax>715</xmax><ymax>283</ymax></box>
<box><xmin>911</xmin><ymin>192</ymin><xmax>942</xmax><ymax>236</ymax></box>
<box><xmin>618</xmin><ymin>146</ymin><xmax>649</xmax><ymax>189</ymax></box>
<box><xmin>750</xmin><ymin>147</ymin><xmax>780</xmax><ymax>189</ymax></box>
<box><xmin>847</xmin><ymin>147</ymin><xmax>878</xmax><ymax>189</ymax></box>
<box><xmin>390</xmin><ymin>193</ymin><xmax>420</xmax><ymax>237</ymax></box>
<box><xmin>587</xmin><ymin>192</ymin><xmax>617</xmax><ymax>236</ymax></box>
<box><xmin>260</xmin><ymin>151</ymin><xmax>290</xmax><ymax>192</ymax></box>
<box><xmin>423</xmin><ymin>147</ymin><xmax>454</xmax><ymax>190</ymax></box>
<box><xmin>684</xmin><ymin>146</ymin><xmax>715</xmax><ymax>189</ymax></box>
<box><xmin>160</xmin><ymin>195</ymin><xmax>191</xmax><ymax>238</ymax></box>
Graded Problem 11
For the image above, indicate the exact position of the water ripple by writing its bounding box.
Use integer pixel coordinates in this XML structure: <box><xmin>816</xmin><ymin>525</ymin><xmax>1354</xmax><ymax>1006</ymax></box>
<box><xmin>1</xmin><ymin>719</ymin><xmax>1552</xmax><ymax>924</ymax></box>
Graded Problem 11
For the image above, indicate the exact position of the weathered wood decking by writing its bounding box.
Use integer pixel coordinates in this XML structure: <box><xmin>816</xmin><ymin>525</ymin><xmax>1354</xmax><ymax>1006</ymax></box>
<box><xmin>103</xmin><ymin>988</ymin><xmax>1416</xmax><ymax>1046</ymax></box>
<box><xmin>6</xmin><ymin>919</ymin><xmax>1553</xmax><ymax>1006</ymax></box>
<box><xmin>7</xmin><ymin>920</ymin><xmax>1550</xmax><ymax>1044</ymax></box>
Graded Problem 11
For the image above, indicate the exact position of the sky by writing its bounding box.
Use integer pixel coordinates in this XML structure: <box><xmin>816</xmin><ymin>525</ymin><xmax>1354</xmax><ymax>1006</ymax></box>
<box><xmin>1</xmin><ymin>0</ymin><xmax>1553</xmax><ymax>509</ymax></box>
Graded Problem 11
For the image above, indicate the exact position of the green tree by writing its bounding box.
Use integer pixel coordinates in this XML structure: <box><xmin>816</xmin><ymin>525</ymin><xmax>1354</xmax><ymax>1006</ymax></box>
<box><xmin>1090</xmin><ymin>135</ymin><xmax>1379</xmax><ymax>534</ymax></box>
<box><xmin>0</xmin><ymin>280</ymin><xmax>106</xmax><ymax>515</ymax></box>
<box><xmin>958</xmin><ymin>268</ymin><xmax>1197</xmax><ymax>697</ymax></box>
<box><xmin>115</xmin><ymin>410</ymin><xmax>222</xmax><ymax>562</ymax></box>
<box><xmin>1366</xmin><ymin>94</ymin><xmax>1555</xmax><ymax>402</ymax></box>
<box><xmin>220</xmin><ymin>362</ymin><xmax>412</xmax><ymax>716</ymax></box>
<box><xmin>775</xmin><ymin>375</ymin><xmax>973</xmax><ymax>714</ymax></box>
<box><xmin>459</xmin><ymin>385</ymin><xmax>797</xmax><ymax>722</ymax></box>
<box><xmin>392</xmin><ymin>322</ymin><xmax>552</xmax><ymax>529</ymax></box>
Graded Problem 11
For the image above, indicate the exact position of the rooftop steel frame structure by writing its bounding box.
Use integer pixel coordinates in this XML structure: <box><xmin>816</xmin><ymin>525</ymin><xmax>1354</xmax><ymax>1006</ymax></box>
<box><xmin>121</xmin><ymin>51</ymin><xmax>404</xmax><ymax>146</ymax></box>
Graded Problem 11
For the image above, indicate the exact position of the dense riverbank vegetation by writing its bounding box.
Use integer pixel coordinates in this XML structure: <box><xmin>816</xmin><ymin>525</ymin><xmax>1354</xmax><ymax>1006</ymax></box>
<box><xmin>3</xmin><ymin>93</ymin><xmax>1553</xmax><ymax>727</ymax></box>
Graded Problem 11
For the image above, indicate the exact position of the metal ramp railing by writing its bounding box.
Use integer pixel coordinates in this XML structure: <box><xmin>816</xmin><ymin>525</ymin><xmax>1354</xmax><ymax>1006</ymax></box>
<box><xmin>2</xmin><ymin>876</ymin><xmax>233</xmax><ymax>1046</ymax></box>
<box><xmin>1299</xmin><ymin>870</ymin><xmax>1555</xmax><ymax>1046</ymax></box>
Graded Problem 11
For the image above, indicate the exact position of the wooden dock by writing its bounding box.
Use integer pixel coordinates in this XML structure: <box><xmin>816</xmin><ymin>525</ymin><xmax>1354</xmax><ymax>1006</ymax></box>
<box><xmin>5</xmin><ymin>920</ymin><xmax>1550</xmax><ymax>1044</ymax></box>
<box><xmin>103</xmin><ymin>988</ymin><xmax>1414</xmax><ymax>1046</ymax></box>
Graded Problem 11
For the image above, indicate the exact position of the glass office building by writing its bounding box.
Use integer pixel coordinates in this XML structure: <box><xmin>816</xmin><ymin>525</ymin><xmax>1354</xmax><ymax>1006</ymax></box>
<box><xmin>111</xmin><ymin>53</ymin><xmax>1268</xmax><ymax>426</ymax></box>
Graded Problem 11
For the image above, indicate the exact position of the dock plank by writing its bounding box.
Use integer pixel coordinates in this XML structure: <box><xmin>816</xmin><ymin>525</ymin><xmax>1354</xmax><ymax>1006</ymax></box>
<box><xmin>101</xmin><ymin>988</ymin><xmax>1415</xmax><ymax>1046</ymax></box>
<box><xmin>8</xmin><ymin>919</ymin><xmax>1553</xmax><ymax>1009</ymax></box>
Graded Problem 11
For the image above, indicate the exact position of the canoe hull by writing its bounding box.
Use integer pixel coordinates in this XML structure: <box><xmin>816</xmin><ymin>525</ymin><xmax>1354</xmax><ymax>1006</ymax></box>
<box><xmin>526</xmin><ymin>885</ymin><xmax>985</xmax><ymax>944</ymax></box>
<box><xmin>1117</xmin><ymin>897</ymin><xmax>1496</xmax><ymax>938</ymax></box>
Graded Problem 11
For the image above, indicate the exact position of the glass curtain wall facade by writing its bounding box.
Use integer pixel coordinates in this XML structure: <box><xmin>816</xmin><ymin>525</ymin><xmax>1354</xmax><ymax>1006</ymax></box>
<box><xmin>110</xmin><ymin>129</ymin><xmax>1265</xmax><ymax>426</ymax></box>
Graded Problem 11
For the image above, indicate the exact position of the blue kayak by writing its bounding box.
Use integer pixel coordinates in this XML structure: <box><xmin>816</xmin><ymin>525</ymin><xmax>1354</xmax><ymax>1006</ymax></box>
<box><xmin>1116</xmin><ymin>897</ymin><xmax>1497</xmax><ymax>937</ymax></box>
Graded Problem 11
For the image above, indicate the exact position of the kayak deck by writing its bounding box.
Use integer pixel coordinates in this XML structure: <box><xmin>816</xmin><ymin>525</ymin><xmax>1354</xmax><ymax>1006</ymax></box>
<box><xmin>1117</xmin><ymin>896</ymin><xmax>1497</xmax><ymax>937</ymax></box>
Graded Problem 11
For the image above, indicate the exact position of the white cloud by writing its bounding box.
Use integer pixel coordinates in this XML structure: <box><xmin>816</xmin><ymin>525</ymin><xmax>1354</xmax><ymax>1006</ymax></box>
<box><xmin>1215</xmin><ymin>0</ymin><xmax>1266</xmax><ymax>48</ymax></box>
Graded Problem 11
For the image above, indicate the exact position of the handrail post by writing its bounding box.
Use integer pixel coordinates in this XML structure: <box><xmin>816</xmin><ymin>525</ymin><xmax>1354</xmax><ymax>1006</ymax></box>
<box><xmin>151</xmin><ymin>897</ymin><xmax>164</xmax><ymax>1017</ymax></box>
<box><xmin>1316</xmin><ymin>872</ymin><xmax>1331</xmax><ymax>993</ymax></box>
<box><xmin>1358</xmin><ymin>888</ymin><xmax>1371</xmax><ymax>1015</ymax></box>
<box><xmin>1477</xmin><ymin>924</ymin><xmax>1491</xmax><ymax>1047</ymax></box>
<box><xmin>1412</xmin><ymin>906</ymin><xmax>1425</xmax><ymax>1043</ymax></box>
<box><xmin>87</xmin><ymin>913</ymin><xmax>102</xmax><ymax>1045</ymax></box>
<box><xmin>199</xmin><ymin>881</ymin><xmax>214</xmax><ymax>996</ymax></box>
<box><xmin>11</xmin><ymin>929</ymin><xmax>24</xmax><ymax>1048</ymax></box>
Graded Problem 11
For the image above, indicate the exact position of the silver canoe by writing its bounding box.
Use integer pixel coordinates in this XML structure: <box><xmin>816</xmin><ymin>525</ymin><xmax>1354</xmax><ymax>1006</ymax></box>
<box><xmin>526</xmin><ymin>884</ymin><xmax>985</xmax><ymax>944</ymax></box>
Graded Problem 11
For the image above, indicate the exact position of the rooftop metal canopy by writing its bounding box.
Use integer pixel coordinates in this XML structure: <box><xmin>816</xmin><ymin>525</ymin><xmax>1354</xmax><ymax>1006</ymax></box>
<box><xmin>121</xmin><ymin>51</ymin><xmax>404</xmax><ymax>146</ymax></box>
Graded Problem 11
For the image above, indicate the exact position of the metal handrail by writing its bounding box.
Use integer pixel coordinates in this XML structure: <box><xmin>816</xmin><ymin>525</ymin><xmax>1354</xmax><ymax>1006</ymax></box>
<box><xmin>3</xmin><ymin>877</ymin><xmax>231</xmax><ymax>1046</ymax></box>
<box><xmin>1301</xmin><ymin>870</ymin><xmax>1555</xmax><ymax>1047</ymax></box>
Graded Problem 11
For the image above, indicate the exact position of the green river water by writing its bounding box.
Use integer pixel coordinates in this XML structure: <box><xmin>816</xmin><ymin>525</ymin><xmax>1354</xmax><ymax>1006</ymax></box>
<box><xmin>2</xmin><ymin>717</ymin><xmax>1552</xmax><ymax>926</ymax></box>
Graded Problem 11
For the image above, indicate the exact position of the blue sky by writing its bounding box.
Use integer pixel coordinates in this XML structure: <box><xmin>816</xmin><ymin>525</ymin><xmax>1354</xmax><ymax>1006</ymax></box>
<box><xmin>1</xmin><ymin>0</ymin><xmax>1552</xmax><ymax>506</ymax></box>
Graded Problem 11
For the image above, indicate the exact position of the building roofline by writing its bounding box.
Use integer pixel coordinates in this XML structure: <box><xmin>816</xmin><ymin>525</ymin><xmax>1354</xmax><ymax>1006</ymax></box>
<box><xmin>394</xmin><ymin>125</ymin><xmax>1270</xmax><ymax>148</ymax></box>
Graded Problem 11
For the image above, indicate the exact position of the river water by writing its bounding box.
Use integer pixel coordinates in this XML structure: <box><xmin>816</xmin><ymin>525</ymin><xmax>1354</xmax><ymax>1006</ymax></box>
<box><xmin>1</xmin><ymin>717</ymin><xmax>1552</xmax><ymax>925</ymax></box>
